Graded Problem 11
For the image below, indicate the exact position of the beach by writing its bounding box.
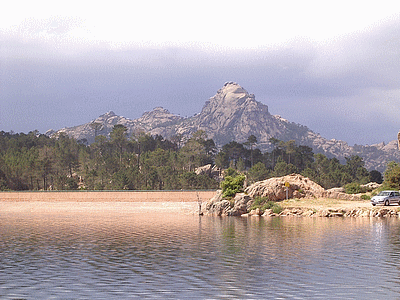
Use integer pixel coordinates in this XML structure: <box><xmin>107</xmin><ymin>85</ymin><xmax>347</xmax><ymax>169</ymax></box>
<box><xmin>0</xmin><ymin>190</ymin><xmax>216</xmax><ymax>203</ymax></box>
<box><xmin>0</xmin><ymin>191</ymin><xmax>216</xmax><ymax>214</ymax></box>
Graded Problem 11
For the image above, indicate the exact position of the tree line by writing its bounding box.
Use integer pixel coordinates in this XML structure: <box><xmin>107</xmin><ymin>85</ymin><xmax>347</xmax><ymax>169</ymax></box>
<box><xmin>0</xmin><ymin>128</ymin><xmax>383</xmax><ymax>191</ymax></box>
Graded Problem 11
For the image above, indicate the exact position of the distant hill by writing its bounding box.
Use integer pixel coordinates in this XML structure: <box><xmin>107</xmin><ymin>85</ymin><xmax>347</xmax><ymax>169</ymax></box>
<box><xmin>47</xmin><ymin>82</ymin><xmax>400</xmax><ymax>171</ymax></box>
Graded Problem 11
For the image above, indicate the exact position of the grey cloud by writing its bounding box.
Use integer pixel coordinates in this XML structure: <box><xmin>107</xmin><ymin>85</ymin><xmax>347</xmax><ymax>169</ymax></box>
<box><xmin>1</xmin><ymin>19</ymin><xmax>400</xmax><ymax>145</ymax></box>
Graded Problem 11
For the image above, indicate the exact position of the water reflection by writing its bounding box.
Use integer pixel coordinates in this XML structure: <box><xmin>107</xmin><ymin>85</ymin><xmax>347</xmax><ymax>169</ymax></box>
<box><xmin>1</xmin><ymin>207</ymin><xmax>400</xmax><ymax>299</ymax></box>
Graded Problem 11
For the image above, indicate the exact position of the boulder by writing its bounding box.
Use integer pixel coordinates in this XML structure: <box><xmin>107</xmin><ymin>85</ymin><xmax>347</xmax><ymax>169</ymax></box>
<box><xmin>262</xmin><ymin>209</ymin><xmax>275</xmax><ymax>217</ymax></box>
<box><xmin>328</xmin><ymin>187</ymin><xmax>345</xmax><ymax>193</ymax></box>
<box><xmin>195</xmin><ymin>164</ymin><xmax>222</xmax><ymax>180</ymax></box>
<box><xmin>202</xmin><ymin>190</ymin><xmax>225</xmax><ymax>215</ymax></box>
<box><xmin>249</xmin><ymin>208</ymin><xmax>262</xmax><ymax>216</ymax></box>
<box><xmin>227</xmin><ymin>193</ymin><xmax>252</xmax><ymax>216</ymax></box>
<box><xmin>245</xmin><ymin>174</ymin><xmax>325</xmax><ymax>201</ymax></box>
<box><xmin>205</xmin><ymin>199</ymin><xmax>231</xmax><ymax>216</ymax></box>
<box><xmin>202</xmin><ymin>191</ymin><xmax>253</xmax><ymax>216</ymax></box>
<box><xmin>195</xmin><ymin>164</ymin><xmax>212</xmax><ymax>176</ymax></box>
<box><xmin>361</xmin><ymin>182</ymin><xmax>382</xmax><ymax>191</ymax></box>
<box><xmin>302</xmin><ymin>210</ymin><xmax>316</xmax><ymax>217</ymax></box>
<box><xmin>324</xmin><ymin>189</ymin><xmax>362</xmax><ymax>201</ymax></box>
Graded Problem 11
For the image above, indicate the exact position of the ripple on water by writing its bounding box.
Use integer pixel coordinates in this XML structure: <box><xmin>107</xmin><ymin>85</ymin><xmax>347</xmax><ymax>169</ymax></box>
<box><xmin>1</xmin><ymin>209</ymin><xmax>400</xmax><ymax>299</ymax></box>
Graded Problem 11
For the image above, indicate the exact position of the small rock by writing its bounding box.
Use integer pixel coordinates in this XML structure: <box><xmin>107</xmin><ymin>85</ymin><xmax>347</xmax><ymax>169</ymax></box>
<box><xmin>262</xmin><ymin>209</ymin><xmax>274</xmax><ymax>217</ymax></box>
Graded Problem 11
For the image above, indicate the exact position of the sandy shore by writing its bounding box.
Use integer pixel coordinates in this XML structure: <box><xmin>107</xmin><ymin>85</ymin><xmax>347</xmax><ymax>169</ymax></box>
<box><xmin>0</xmin><ymin>191</ymin><xmax>213</xmax><ymax>215</ymax></box>
<box><xmin>0</xmin><ymin>201</ymin><xmax>200</xmax><ymax>214</ymax></box>
<box><xmin>0</xmin><ymin>190</ymin><xmax>216</xmax><ymax>202</ymax></box>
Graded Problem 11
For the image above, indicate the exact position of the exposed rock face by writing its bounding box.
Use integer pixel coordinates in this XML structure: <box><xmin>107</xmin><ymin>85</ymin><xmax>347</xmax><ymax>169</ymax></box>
<box><xmin>227</xmin><ymin>193</ymin><xmax>253</xmax><ymax>216</ymax></box>
<box><xmin>47</xmin><ymin>82</ymin><xmax>400</xmax><ymax>171</ymax></box>
<box><xmin>201</xmin><ymin>190</ymin><xmax>253</xmax><ymax>216</ymax></box>
<box><xmin>202</xmin><ymin>190</ymin><xmax>230</xmax><ymax>216</ymax></box>
<box><xmin>362</xmin><ymin>182</ymin><xmax>382</xmax><ymax>191</ymax></box>
<box><xmin>324</xmin><ymin>189</ymin><xmax>361</xmax><ymax>201</ymax></box>
<box><xmin>136</xmin><ymin>107</ymin><xmax>182</xmax><ymax>129</ymax></box>
<box><xmin>49</xmin><ymin>108</ymin><xmax>183</xmax><ymax>144</ymax></box>
<box><xmin>244</xmin><ymin>174</ymin><xmax>363</xmax><ymax>201</ymax></box>
<box><xmin>245</xmin><ymin>174</ymin><xmax>326</xmax><ymax>201</ymax></box>
<box><xmin>181</xmin><ymin>82</ymin><xmax>289</xmax><ymax>147</ymax></box>
<box><xmin>194</xmin><ymin>164</ymin><xmax>222</xmax><ymax>181</ymax></box>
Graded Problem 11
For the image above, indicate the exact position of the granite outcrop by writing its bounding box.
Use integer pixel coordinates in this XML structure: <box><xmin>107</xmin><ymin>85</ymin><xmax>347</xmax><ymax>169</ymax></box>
<box><xmin>201</xmin><ymin>174</ymin><xmax>384</xmax><ymax>217</ymax></box>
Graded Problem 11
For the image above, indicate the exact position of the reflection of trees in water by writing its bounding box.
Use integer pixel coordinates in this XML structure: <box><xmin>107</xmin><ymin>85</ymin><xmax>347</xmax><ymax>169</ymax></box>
<box><xmin>382</xmin><ymin>218</ymin><xmax>400</xmax><ymax>279</ymax></box>
<box><xmin>211</xmin><ymin>217</ymin><xmax>383</xmax><ymax>266</ymax></box>
<box><xmin>4</xmin><ymin>212</ymin><xmax>400</xmax><ymax>298</ymax></box>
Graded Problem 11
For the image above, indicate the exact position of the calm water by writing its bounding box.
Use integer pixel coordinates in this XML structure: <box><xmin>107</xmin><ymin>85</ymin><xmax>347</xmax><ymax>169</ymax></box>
<box><xmin>2</xmin><ymin>206</ymin><xmax>400</xmax><ymax>299</ymax></box>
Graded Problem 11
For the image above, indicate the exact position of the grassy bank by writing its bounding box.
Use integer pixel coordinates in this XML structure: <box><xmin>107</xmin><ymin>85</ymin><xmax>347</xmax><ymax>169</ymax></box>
<box><xmin>280</xmin><ymin>198</ymin><xmax>372</xmax><ymax>210</ymax></box>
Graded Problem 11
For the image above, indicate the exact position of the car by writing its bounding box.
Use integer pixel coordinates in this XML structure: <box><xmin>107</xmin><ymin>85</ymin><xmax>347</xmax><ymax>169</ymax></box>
<box><xmin>371</xmin><ymin>190</ymin><xmax>400</xmax><ymax>206</ymax></box>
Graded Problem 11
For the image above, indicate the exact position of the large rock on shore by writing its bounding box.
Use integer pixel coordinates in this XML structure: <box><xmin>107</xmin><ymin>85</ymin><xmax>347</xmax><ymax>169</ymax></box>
<box><xmin>325</xmin><ymin>188</ymin><xmax>362</xmax><ymax>201</ymax></box>
<box><xmin>227</xmin><ymin>193</ymin><xmax>253</xmax><ymax>216</ymax></box>
<box><xmin>202</xmin><ymin>190</ymin><xmax>228</xmax><ymax>216</ymax></box>
<box><xmin>202</xmin><ymin>174</ymin><xmax>370</xmax><ymax>216</ymax></box>
<box><xmin>201</xmin><ymin>191</ymin><xmax>253</xmax><ymax>216</ymax></box>
<box><xmin>244</xmin><ymin>174</ymin><xmax>325</xmax><ymax>201</ymax></box>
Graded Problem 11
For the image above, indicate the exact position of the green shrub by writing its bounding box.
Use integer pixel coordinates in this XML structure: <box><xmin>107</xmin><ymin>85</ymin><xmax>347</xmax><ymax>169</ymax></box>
<box><xmin>250</xmin><ymin>196</ymin><xmax>268</xmax><ymax>210</ymax></box>
<box><xmin>263</xmin><ymin>201</ymin><xmax>276</xmax><ymax>210</ymax></box>
<box><xmin>384</xmin><ymin>161</ymin><xmax>400</xmax><ymax>189</ymax></box>
<box><xmin>361</xmin><ymin>194</ymin><xmax>371</xmax><ymax>200</ymax></box>
<box><xmin>271</xmin><ymin>204</ymin><xmax>283</xmax><ymax>214</ymax></box>
<box><xmin>220</xmin><ymin>174</ymin><xmax>246</xmax><ymax>199</ymax></box>
<box><xmin>344</xmin><ymin>182</ymin><xmax>362</xmax><ymax>194</ymax></box>
<box><xmin>225</xmin><ymin>167</ymin><xmax>239</xmax><ymax>178</ymax></box>
<box><xmin>250</xmin><ymin>197</ymin><xmax>282</xmax><ymax>214</ymax></box>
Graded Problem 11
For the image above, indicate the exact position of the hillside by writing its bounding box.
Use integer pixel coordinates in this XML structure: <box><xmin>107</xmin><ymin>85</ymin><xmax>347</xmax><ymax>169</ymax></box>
<box><xmin>47</xmin><ymin>82</ymin><xmax>400</xmax><ymax>171</ymax></box>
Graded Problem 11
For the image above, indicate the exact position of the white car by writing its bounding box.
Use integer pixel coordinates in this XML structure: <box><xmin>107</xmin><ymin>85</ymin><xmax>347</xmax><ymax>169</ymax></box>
<box><xmin>371</xmin><ymin>190</ymin><xmax>400</xmax><ymax>206</ymax></box>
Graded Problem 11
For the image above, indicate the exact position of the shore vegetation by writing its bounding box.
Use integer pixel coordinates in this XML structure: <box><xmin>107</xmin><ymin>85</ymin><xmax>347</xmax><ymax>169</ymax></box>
<box><xmin>0</xmin><ymin>128</ymin><xmax>387</xmax><ymax>191</ymax></box>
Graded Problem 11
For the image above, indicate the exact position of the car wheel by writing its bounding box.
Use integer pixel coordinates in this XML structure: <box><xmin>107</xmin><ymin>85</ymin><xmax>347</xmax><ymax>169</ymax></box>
<box><xmin>385</xmin><ymin>200</ymin><xmax>389</xmax><ymax>206</ymax></box>
<box><xmin>372</xmin><ymin>204</ymin><xmax>376</xmax><ymax>206</ymax></box>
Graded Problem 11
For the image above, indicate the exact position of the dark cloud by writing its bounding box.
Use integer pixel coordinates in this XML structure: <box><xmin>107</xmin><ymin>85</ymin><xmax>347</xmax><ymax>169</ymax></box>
<box><xmin>1</xmin><ymin>19</ymin><xmax>400</xmax><ymax>145</ymax></box>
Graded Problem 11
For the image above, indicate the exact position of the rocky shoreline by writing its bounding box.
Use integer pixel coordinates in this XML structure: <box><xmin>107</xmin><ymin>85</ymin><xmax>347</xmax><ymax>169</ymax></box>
<box><xmin>201</xmin><ymin>193</ymin><xmax>400</xmax><ymax>218</ymax></box>
<box><xmin>201</xmin><ymin>174</ymin><xmax>396</xmax><ymax>218</ymax></box>
<box><xmin>243</xmin><ymin>206</ymin><xmax>400</xmax><ymax>218</ymax></box>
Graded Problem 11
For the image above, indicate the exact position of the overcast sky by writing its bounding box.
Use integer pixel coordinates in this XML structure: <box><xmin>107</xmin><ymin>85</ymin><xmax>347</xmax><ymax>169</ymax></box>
<box><xmin>1</xmin><ymin>1</ymin><xmax>400</xmax><ymax>146</ymax></box>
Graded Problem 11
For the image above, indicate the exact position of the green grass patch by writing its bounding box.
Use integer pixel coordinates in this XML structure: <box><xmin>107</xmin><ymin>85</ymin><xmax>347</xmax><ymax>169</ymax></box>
<box><xmin>250</xmin><ymin>196</ymin><xmax>283</xmax><ymax>214</ymax></box>
<box><xmin>361</xmin><ymin>194</ymin><xmax>371</xmax><ymax>200</ymax></box>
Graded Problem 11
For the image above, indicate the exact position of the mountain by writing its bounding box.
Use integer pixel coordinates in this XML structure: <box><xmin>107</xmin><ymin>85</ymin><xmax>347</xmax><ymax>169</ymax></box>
<box><xmin>47</xmin><ymin>107</ymin><xmax>183</xmax><ymax>144</ymax></box>
<box><xmin>47</xmin><ymin>82</ymin><xmax>400</xmax><ymax>171</ymax></box>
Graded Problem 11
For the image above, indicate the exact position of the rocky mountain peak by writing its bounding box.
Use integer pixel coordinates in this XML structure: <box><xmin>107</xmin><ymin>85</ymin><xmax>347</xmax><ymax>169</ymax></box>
<box><xmin>99</xmin><ymin>111</ymin><xmax>116</xmax><ymax>118</ymax></box>
<box><xmin>137</xmin><ymin>107</ymin><xmax>182</xmax><ymax>128</ymax></box>
<box><xmin>221</xmin><ymin>81</ymin><xmax>248</xmax><ymax>100</ymax></box>
<box><xmin>93</xmin><ymin>110</ymin><xmax>122</xmax><ymax>126</ymax></box>
<box><xmin>141</xmin><ymin>107</ymin><xmax>174</xmax><ymax>118</ymax></box>
<box><xmin>200</xmin><ymin>82</ymin><xmax>260</xmax><ymax>117</ymax></box>
<box><xmin>205</xmin><ymin>82</ymin><xmax>256</xmax><ymax>109</ymax></box>
<box><xmin>48</xmin><ymin>82</ymin><xmax>400</xmax><ymax>171</ymax></box>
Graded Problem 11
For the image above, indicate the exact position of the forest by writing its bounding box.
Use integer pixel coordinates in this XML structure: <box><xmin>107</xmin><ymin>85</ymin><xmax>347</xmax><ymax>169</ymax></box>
<box><xmin>0</xmin><ymin>125</ymin><xmax>383</xmax><ymax>191</ymax></box>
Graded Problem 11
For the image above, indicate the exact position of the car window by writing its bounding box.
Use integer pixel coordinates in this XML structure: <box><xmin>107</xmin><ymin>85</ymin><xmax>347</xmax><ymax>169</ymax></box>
<box><xmin>378</xmin><ymin>191</ymin><xmax>390</xmax><ymax>196</ymax></box>
<box><xmin>395</xmin><ymin>192</ymin><xmax>400</xmax><ymax>196</ymax></box>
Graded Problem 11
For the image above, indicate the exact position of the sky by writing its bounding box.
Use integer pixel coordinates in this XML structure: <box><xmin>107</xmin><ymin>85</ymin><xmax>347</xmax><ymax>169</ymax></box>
<box><xmin>1</xmin><ymin>0</ymin><xmax>400</xmax><ymax>146</ymax></box>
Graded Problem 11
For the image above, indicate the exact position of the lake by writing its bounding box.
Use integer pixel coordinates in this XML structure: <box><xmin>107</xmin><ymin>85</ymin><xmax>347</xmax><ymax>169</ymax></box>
<box><xmin>1</xmin><ymin>203</ymin><xmax>400</xmax><ymax>299</ymax></box>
